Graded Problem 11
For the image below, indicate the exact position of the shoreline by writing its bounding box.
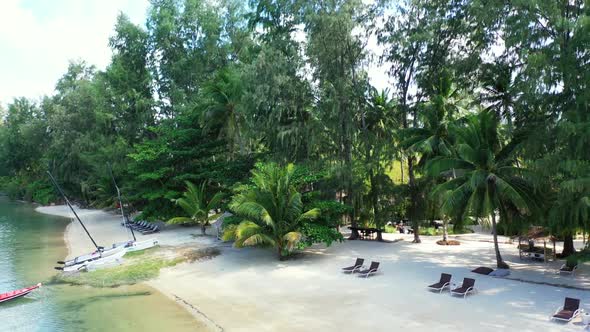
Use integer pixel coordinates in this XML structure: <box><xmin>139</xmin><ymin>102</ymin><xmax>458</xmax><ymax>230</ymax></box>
<box><xmin>35</xmin><ymin>204</ymin><xmax>590</xmax><ymax>331</ymax></box>
<box><xmin>35</xmin><ymin>204</ymin><xmax>218</xmax><ymax>331</ymax></box>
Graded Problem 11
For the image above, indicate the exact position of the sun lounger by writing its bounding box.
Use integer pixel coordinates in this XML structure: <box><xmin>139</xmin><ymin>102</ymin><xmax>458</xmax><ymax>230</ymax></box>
<box><xmin>551</xmin><ymin>297</ymin><xmax>581</xmax><ymax>322</ymax></box>
<box><xmin>427</xmin><ymin>273</ymin><xmax>452</xmax><ymax>293</ymax></box>
<box><xmin>132</xmin><ymin>221</ymin><xmax>151</xmax><ymax>231</ymax></box>
<box><xmin>357</xmin><ymin>261</ymin><xmax>380</xmax><ymax>278</ymax></box>
<box><xmin>558</xmin><ymin>264</ymin><xmax>578</xmax><ymax>276</ymax></box>
<box><xmin>450</xmin><ymin>278</ymin><xmax>476</xmax><ymax>298</ymax></box>
<box><xmin>342</xmin><ymin>258</ymin><xmax>364</xmax><ymax>273</ymax></box>
<box><xmin>140</xmin><ymin>224</ymin><xmax>159</xmax><ymax>235</ymax></box>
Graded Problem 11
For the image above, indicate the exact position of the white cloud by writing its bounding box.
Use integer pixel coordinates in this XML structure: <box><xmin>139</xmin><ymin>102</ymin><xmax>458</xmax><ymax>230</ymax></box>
<box><xmin>0</xmin><ymin>0</ymin><xmax>149</xmax><ymax>106</ymax></box>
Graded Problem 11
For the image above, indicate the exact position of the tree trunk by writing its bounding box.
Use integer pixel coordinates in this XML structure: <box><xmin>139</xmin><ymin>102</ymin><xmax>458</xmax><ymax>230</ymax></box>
<box><xmin>442</xmin><ymin>220</ymin><xmax>448</xmax><ymax>242</ymax></box>
<box><xmin>561</xmin><ymin>234</ymin><xmax>576</xmax><ymax>257</ymax></box>
<box><xmin>408</xmin><ymin>156</ymin><xmax>421</xmax><ymax>243</ymax></box>
<box><xmin>277</xmin><ymin>243</ymin><xmax>284</xmax><ymax>261</ymax></box>
<box><xmin>369</xmin><ymin>168</ymin><xmax>380</xmax><ymax>230</ymax></box>
<box><xmin>400</xmin><ymin>157</ymin><xmax>404</xmax><ymax>184</ymax></box>
<box><xmin>491</xmin><ymin>213</ymin><xmax>509</xmax><ymax>269</ymax></box>
<box><xmin>201</xmin><ymin>224</ymin><xmax>206</xmax><ymax>235</ymax></box>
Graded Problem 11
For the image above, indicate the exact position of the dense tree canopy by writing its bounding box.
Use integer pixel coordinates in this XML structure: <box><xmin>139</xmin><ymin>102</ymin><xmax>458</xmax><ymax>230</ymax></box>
<box><xmin>1</xmin><ymin>0</ymin><xmax>588</xmax><ymax>259</ymax></box>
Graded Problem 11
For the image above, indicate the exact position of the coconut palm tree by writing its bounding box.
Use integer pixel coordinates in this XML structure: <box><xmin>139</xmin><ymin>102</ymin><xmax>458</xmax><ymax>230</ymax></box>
<box><xmin>427</xmin><ymin>110</ymin><xmax>538</xmax><ymax>268</ymax></box>
<box><xmin>201</xmin><ymin>67</ymin><xmax>245</xmax><ymax>158</ymax></box>
<box><xmin>400</xmin><ymin>71</ymin><xmax>463</xmax><ymax>243</ymax></box>
<box><xmin>168</xmin><ymin>181</ymin><xmax>223</xmax><ymax>235</ymax></box>
<box><xmin>480</xmin><ymin>62</ymin><xmax>519</xmax><ymax>133</ymax></box>
<box><xmin>359</xmin><ymin>87</ymin><xmax>397</xmax><ymax>237</ymax></box>
<box><xmin>223</xmin><ymin>163</ymin><xmax>320</xmax><ymax>260</ymax></box>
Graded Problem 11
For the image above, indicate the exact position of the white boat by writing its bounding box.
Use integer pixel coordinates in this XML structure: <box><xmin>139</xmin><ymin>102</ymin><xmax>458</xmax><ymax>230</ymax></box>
<box><xmin>85</xmin><ymin>249</ymin><xmax>127</xmax><ymax>271</ymax></box>
<box><xmin>60</xmin><ymin>242</ymin><xmax>128</xmax><ymax>268</ymax></box>
<box><xmin>58</xmin><ymin>238</ymin><xmax>158</xmax><ymax>271</ymax></box>
<box><xmin>126</xmin><ymin>239</ymin><xmax>158</xmax><ymax>252</ymax></box>
<box><xmin>63</xmin><ymin>247</ymin><xmax>126</xmax><ymax>273</ymax></box>
<box><xmin>54</xmin><ymin>169</ymin><xmax>160</xmax><ymax>273</ymax></box>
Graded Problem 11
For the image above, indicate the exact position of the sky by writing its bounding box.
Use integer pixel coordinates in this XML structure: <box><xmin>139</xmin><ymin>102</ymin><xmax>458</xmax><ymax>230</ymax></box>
<box><xmin>0</xmin><ymin>0</ymin><xmax>149</xmax><ymax>107</ymax></box>
<box><xmin>0</xmin><ymin>0</ymin><xmax>390</xmax><ymax>108</ymax></box>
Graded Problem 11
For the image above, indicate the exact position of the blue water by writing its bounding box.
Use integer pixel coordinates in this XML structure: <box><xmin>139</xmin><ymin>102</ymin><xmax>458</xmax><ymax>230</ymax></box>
<box><xmin>0</xmin><ymin>197</ymin><xmax>204</xmax><ymax>332</ymax></box>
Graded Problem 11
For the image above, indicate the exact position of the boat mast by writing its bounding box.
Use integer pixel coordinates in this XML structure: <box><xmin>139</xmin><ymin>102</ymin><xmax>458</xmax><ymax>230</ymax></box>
<box><xmin>47</xmin><ymin>171</ymin><xmax>101</xmax><ymax>251</ymax></box>
<box><xmin>108</xmin><ymin>164</ymin><xmax>136</xmax><ymax>241</ymax></box>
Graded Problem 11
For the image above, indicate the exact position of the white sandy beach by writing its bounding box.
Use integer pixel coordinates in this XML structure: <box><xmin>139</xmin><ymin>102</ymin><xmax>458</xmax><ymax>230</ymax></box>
<box><xmin>36</xmin><ymin>205</ymin><xmax>590</xmax><ymax>332</ymax></box>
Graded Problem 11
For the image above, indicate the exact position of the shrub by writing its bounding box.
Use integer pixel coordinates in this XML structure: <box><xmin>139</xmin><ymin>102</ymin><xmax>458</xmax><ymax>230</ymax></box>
<box><xmin>299</xmin><ymin>222</ymin><xmax>344</xmax><ymax>248</ymax></box>
<box><xmin>4</xmin><ymin>178</ymin><xmax>23</xmax><ymax>200</ymax></box>
<box><xmin>27</xmin><ymin>180</ymin><xmax>56</xmax><ymax>205</ymax></box>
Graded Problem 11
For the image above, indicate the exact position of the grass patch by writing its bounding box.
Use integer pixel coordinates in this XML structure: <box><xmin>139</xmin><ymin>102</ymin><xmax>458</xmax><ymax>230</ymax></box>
<box><xmin>54</xmin><ymin>257</ymin><xmax>185</xmax><ymax>288</ymax></box>
<box><xmin>123</xmin><ymin>247</ymin><xmax>158</xmax><ymax>258</ymax></box>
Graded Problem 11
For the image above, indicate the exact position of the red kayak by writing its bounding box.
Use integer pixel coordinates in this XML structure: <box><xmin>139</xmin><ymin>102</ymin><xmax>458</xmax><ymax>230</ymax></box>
<box><xmin>0</xmin><ymin>283</ymin><xmax>42</xmax><ymax>303</ymax></box>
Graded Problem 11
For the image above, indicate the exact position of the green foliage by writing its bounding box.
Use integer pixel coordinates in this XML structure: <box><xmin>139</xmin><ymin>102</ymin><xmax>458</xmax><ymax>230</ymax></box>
<box><xmin>298</xmin><ymin>222</ymin><xmax>343</xmax><ymax>248</ymax></box>
<box><xmin>418</xmin><ymin>226</ymin><xmax>472</xmax><ymax>236</ymax></box>
<box><xmin>26</xmin><ymin>180</ymin><xmax>57</xmax><ymax>205</ymax></box>
<box><xmin>221</xmin><ymin>215</ymin><xmax>243</xmax><ymax>228</ymax></box>
<box><xmin>428</xmin><ymin>110</ymin><xmax>541</xmax><ymax>268</ymax></box>
<box><xmin>0</xmin><ymin>0</ymin><xmax>588</xmax><ymax>259</ymax></box>
<box><xmin>223</xmin><ymin>163</ymin><xmax>320</xmax><ymax>259</ymax></box>
<box><xmin>167</xmin><ymin>181</ymin><xmax>224</xmax><ymax>234</ymax></box>
<box><xmin>54</xmin><ymin>257</ymin><xmax>184</xmax><ymax>288</ymax></box>
<box><xmin>1</xmin><ymin>177</ymin><xmax>23</xmax><ymax>200</ymax></box>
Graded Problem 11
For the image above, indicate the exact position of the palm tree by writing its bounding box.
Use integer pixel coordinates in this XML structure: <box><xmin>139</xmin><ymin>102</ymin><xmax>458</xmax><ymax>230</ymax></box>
<box><xmin>223</xmin><ymin>163</ymin><xmax>320</xmax><ymax>260</ymax></box>
<box><xmin>201</xmin><ymin>67</ymin><xmax>245</xmax><ymax>158</ymax></box>
<box><xmin>402</xmin><ymin>71</ymin><xmax>462</xmax><ymax>167</ymax></box>
<box><xmin>427</xmin><ymin>110</ymin><xmax>538</xmax><ymax>269</ymax></box>
<box><xmin>359</xmin><ymin>88</ymin><xmax>397</xmax><ymax>238</ymax></box>
<box><xmin>168</xmin><ymin>181</ymin><xmax>224</xmax><ymax>235</ymax></box>
<box><xmin>480</xmin><ymin>62</ymin><xmax>519</xmax><ymax>133</ymax></box>
<box><xmin>400</xmin><ymin>71</ymin><xmax>463</xmax><ymax>243</ymax></box>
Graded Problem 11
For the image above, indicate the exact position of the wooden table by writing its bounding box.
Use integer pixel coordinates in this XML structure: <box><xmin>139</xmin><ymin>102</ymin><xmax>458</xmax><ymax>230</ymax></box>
<box><xmin>348</xmin><ymin>227</ymin><xmax>383</xmax><ymax>240</ymax></box>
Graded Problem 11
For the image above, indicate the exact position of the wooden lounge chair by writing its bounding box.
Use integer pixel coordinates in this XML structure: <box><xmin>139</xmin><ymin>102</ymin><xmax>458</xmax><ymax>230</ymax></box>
<box><xmin>558</xmin><ymin>264</ymin><xmax>578</xmax><ymax>276</ymax></box>
<box><xmin>427</xmin><ymin>273</ymin><xmax>452</xmax><ymax>293</ymax></box>
<box><xmin>551</xmin><ymin>297</ymin><xmax>581</xmax><ymax>322</ymax></box>
<box><xmin>357</xmin><ymin>261</ymin><xmax>380</xmax><ymax>278</ymax></box>
<box><xmin>342</xmin><ymin>258</ymin><xmax>364</xmax><ymax>274</ymax></box>
<box><xmin>450</xmin><ymin>278</ymin><xmax>476</xmax><ymax>298</ymax></box>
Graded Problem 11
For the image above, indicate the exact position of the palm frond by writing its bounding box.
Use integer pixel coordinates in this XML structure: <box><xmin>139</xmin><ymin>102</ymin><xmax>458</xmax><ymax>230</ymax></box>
<box><xmin>167</xmin><ymin>216</ymin><xmax>193</xmax><ymax>225</ymax></box>
<box><xmin>283</xmin><ymin>231</ymin><xmax>302</xmax><ymax>251</ymax></box>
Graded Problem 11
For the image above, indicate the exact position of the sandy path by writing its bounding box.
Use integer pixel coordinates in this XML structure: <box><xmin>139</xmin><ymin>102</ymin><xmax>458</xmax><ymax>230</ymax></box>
<box><xmin>151</xmin><ymin>235</ymin><xmax>590</xmax><ymax>332</ymax></box>
<box><xmin>37</xmin><ymin>205</ymin><xmax>590</xmax><ymax>331</ymax></box>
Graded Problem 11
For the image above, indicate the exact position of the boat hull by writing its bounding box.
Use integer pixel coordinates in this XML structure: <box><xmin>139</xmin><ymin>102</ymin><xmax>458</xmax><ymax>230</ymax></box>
<box><xmin>0</xmin><ymin>284</ymin><xmax>42</xmax><ymax>304</ymax></box>
<box><xmin>126</xmin><ymin>239</ymin><xmax>158</xmax><ymax>252</ymax></box>
<box><xmin>63</xmin><ymin>247</ymin><xmax>126</xmax><ymax>272</ymax></box>
<box><xmin>85</xmin><ymin>249</ymin><xmax>126</xmax><ymax>271</ymax></box>
<box><xmin>60</xmin><ymin>239</ymin><xmax>158</xmax><ymax>272</ymax></box>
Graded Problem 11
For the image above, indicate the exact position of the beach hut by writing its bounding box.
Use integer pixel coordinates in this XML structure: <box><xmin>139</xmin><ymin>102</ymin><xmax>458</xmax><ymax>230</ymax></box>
<box><xmin>517</xmin><ymin>226</ymin><xmax>556</xmax><ymax>263</ymax></box>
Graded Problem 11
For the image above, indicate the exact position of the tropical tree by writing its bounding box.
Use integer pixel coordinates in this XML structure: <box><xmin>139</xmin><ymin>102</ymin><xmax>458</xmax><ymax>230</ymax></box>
<box><xmin>401</xmin><ymin>71</ymin><xmax>462</xmax><ymax>168</ymax></box>
<box><xmin>168</xmin><ymin>181</ymin><xmax>224</xmax><ymax>235</ymax></box>
<box><xmin>427</xmin><ymin>110</ymin><xmax>539</xmax><ymax>268</ymax></box>
<box><xmin>223</xmin><ymin>163</ymin><xmax>320</xmax><ymax>260</ymax></box>
<box><xmin>201</xmin><ymin>67</ymin><xmax>246</xmax><ymax>158</ymax></box>
<box><xmin>304</xmin><ymin>0</ymin><xmax>369</xmax><ymax>240</ymax></box>
<box><xmin>358</xmin><ymin>88</ymin><xmax>397</xmax><ymax>238</ymax></box>
<box><xmin>399</xmin><ymin>71</ymin><xmax>463</xmax><ymax>242</ymax></box>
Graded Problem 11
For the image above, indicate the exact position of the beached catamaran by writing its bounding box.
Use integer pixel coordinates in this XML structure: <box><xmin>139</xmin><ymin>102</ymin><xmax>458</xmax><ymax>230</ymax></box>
<box><xmin>48</xmin><ymin>171</ymin><xmax>126</xmax><ymax>272</ymax></box>
<box><xmin>108</xmin><ymin>164</ymin><xmax>158</xmax><ymax>253</ymax></box>
<box><xmin>49</xmin><ymin>169</ymin><xmax>157</xmax><ymax>272</ymax></box>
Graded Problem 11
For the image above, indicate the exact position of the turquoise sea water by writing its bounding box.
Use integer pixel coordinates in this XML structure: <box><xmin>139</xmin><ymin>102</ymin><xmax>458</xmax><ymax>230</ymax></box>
<box><xmin>0</xmin><ymin>197</ymin><xmax>205</xmax><ymax>332</ymax></box>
